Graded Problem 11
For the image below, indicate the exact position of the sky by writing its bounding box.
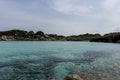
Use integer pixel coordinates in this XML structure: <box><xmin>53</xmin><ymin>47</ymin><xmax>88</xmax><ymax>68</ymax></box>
<box><xmin>0</xmin><ymin>0</ymin><xmax>120</xmax><ymax>35</ymax></box>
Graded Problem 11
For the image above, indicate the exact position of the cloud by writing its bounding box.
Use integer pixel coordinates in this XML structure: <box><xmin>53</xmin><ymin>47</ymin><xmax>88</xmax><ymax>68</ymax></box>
<box><xmin>99</xmin><ymin>0</ymin><xmax>120</xmax><ymax>25</ymax></box>
<box><xmin>0</xmin><ymin>0</ymin><xmax>120</xmax><ymax>35</ymax></box>
<box><xmin>114</xmin><ymin>27</ymin><xmax>120</xmax><ymax>32</ymax></box>
<box><xmin>0</xmin><ymin>0</ymin><xmax>91</xmax><ymax>35</ymax></box>
<box><xmin>91</xmin><ymin>0</ymin><xmax>120</xmax><ymax>30</ymax></box>
<box><xmin>103</xmin><ymin>0</ymin><xmax>120</xmax><ymax>11</ymax></box>
<box><xmin>50</xmin><ymin>0</ymin><xmax>94</xmax><ymax>16</ymax></box>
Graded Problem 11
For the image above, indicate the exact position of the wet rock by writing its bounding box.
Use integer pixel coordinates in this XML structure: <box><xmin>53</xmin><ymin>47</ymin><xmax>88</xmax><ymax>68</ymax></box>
<box><xmin>48</xmin><ymin>77</ymin><xmax>56</xmax><ymax>80</ymax></box>
<box><xmin>64</xmin><ymin>74</ymin><xmax>83</xmax><ymax>80</ymax></box>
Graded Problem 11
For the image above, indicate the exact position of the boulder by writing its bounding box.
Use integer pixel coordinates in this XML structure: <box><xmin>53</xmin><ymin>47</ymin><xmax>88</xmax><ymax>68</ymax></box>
<box><xmin>64</xmin><ymin>74</ymin><xmax>83</xmax><ymax>80</ymax></box>
<box><xmin>48</xmin><ymin>77</ymin><xmax>56</xmax><ymax>80</ymax></box>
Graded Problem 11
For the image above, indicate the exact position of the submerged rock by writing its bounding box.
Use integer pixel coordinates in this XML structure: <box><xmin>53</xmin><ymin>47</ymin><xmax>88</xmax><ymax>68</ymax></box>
<box><xmin>64</xmin><ymin>74</ymin><xmax>83</xmax><ymax>80</ymax></box>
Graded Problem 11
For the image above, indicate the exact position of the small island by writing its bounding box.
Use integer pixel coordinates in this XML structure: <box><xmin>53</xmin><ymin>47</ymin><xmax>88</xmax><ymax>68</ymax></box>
<box><xmin>0</xmin><ymin>29</ymin><xmax>120</xmax><ymax>43</ymax></box>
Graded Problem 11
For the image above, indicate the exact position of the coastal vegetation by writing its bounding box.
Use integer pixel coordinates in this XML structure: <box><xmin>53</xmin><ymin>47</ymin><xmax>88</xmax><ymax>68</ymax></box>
<box><xmin>90</xmin><ymin>32</ymin><xmax>120</xmax><ymax>43</ymax></box>
<box><xmin>0</xmin><ymin>29</ymin><xmax>120</xmax><ymax>43</ymax></box>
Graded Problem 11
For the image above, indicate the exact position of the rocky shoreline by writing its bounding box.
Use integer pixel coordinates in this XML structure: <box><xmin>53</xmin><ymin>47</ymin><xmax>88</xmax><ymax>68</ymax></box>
<box><xmin>0</xmin><ymin>29</ymin><xmax>100</xmax><ymax>41</ymax></box>
<box><xmin>0</xmin><ymin>29</ymin><xmax>120</xmax><ymax>43</ymax></box>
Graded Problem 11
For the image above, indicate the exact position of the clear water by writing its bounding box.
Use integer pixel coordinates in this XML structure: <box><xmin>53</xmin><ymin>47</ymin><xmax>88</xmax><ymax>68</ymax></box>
<box><xmin>0</xmin><ymin>41</ymin><xmax>120</xmax><ymax>80</ymax></box>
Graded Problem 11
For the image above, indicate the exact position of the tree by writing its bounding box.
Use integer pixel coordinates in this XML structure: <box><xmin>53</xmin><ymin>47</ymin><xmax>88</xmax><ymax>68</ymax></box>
<box><xmin>35</xmin><ymin>31</ymin><xmax>44</xmax><ymax>36</ymax></box>
<box><xmin>0</xmin><ymin>32</ymin><xmax>2</xmax><ymax>37</ymax></box>
<box><xmin>3</xmin><ymin>30</ymin><xmax>28</xmax><ymax>38</ymax></box>
<box><xmin>27</xmin><ymin>31</ymin><xmax>34</xmax><ymax>38</ymax></box>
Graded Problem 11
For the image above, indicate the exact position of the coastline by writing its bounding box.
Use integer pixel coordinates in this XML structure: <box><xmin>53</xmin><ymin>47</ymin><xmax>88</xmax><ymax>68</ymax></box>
<box><xmin>0</xmin><ymin>29</ymin><xmax>120</xmax><ymax>43</ymax></box>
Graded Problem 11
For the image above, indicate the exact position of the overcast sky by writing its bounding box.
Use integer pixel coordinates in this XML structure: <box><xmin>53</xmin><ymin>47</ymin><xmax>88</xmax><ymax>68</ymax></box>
<box><xmin>0</xmin><ymin>0</ymin><xmax>120</xmax><ymax>35</ymax></box>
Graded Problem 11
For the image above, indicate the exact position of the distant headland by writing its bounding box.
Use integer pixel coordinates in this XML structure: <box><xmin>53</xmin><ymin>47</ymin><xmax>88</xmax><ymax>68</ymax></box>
<box><xmin>0</xmin><ymin>29</ymin><xmax>120</xmax><ymax>43</ymax></box>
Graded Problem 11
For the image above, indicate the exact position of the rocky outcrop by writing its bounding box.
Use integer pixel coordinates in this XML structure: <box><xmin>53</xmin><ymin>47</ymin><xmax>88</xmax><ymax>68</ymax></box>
<box><xmin>49</xmin><ymin>77</ymin><xmax>56</xmax><ymax>80</ymax></box>
<box><xmin>1</xmin><ymin>36</ymin><xmax>15</xmax><ymax>41</ymax></box>
<box><xmin>64</xmin><ymin>74</ymin><xmax>83</xmax><ymax>80</ymax></box>
<box><xmin>90</xmin><ymin>32</ymin><xmax>120</xmax><ymax>43</ymax></box>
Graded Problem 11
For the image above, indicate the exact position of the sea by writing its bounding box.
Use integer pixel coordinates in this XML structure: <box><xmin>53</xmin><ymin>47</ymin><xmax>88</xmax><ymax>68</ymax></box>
<box><xmin>0</xmin><ymin>41</ymin><xmax>120</xmax><ymax>80</ymax></box>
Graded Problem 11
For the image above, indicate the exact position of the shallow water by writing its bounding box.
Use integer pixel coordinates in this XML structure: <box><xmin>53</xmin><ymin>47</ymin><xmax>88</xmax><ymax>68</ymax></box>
<box><xmin>0</xmin><ymin>41</ymin><xmax>120</xmax><ymax>80</ymax></box>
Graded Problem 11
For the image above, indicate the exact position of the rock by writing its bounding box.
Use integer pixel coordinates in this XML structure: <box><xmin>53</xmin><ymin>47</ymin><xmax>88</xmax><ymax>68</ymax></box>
<box><xmin>48</xmin><ymin>77</ymin><xmax>56</xmax><ymax>80</ymax></box>
<box><xmin>64</xmin><ymin>74</ymin><xmax>83</xmax><ymax>80</ymax></box>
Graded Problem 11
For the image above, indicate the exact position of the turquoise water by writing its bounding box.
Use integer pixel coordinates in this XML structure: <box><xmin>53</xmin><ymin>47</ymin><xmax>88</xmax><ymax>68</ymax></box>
<box><xmin>0</xmin><ymin>41</ymin><xmax>120</xmax><ymax>80</ymax></box>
